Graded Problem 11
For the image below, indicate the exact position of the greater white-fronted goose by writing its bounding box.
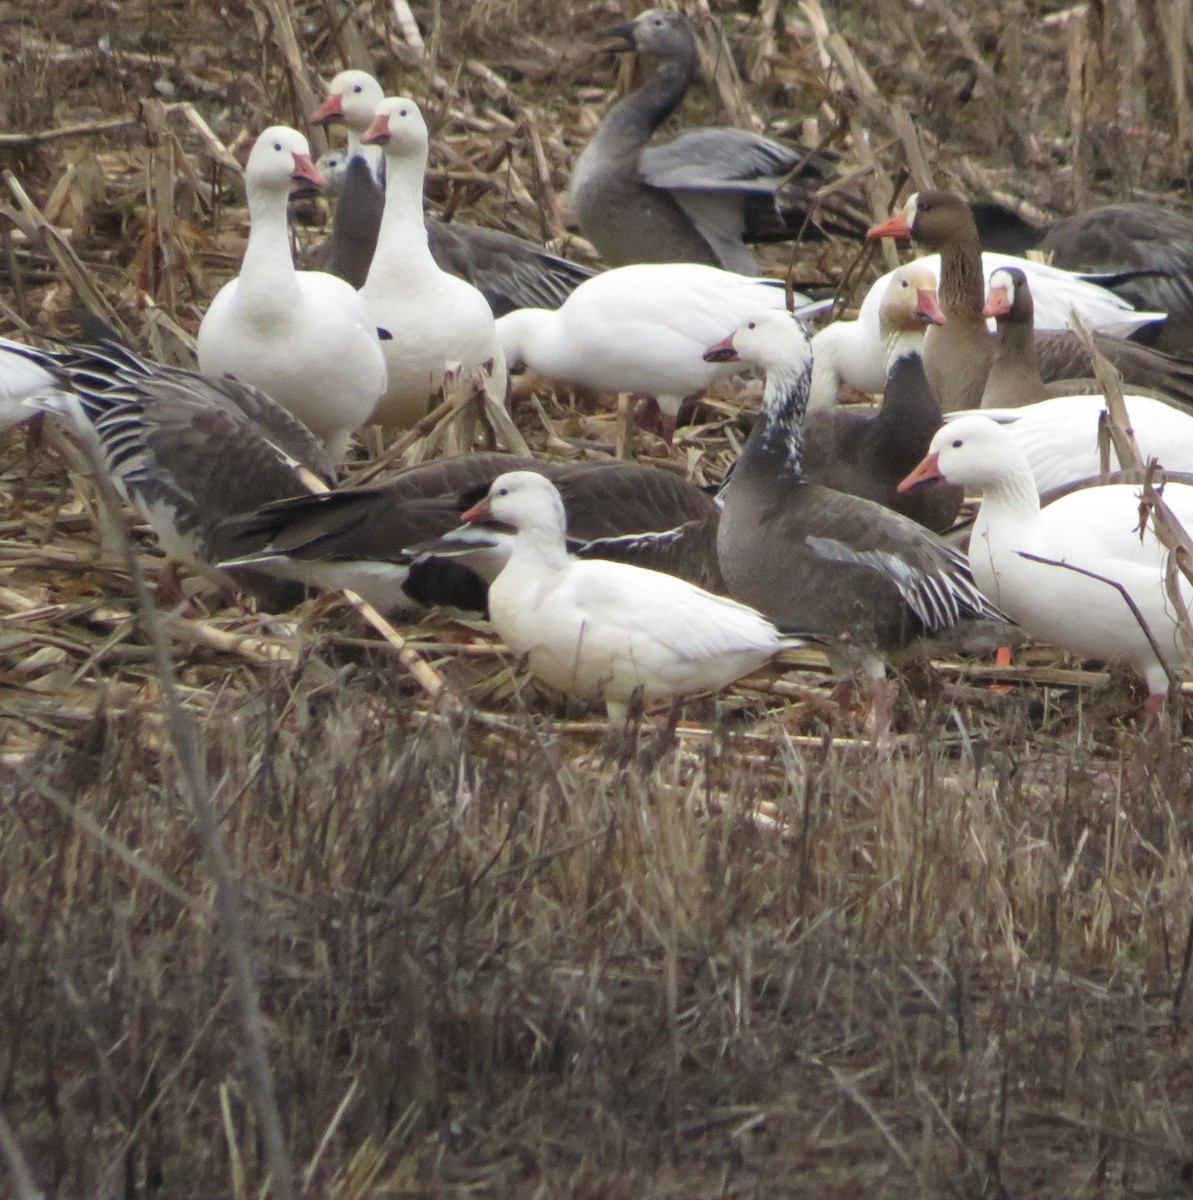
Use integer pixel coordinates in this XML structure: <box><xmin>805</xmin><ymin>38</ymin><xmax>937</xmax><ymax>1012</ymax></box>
<box><xmin>309</xmin><ymin>70</ymin><xmax>595</xmax><ymax>314</ymax></box>
<box><xmin>970</xmin><ymin>197</ymin><xmax>1193</xmax><ymax>351</ymax></box>
<box><xmin>802</xmin><ymin>265</ymin><xmax>961</xmax><ymax>532</ymax></box>
<box><xmin>358</xmin><ymin>97</ymin><xmax>506</xmax><ymax>428</ymax></box>
<box><xmin>456</xmin><ymin>471</ymin><xmax>798</xmax><ymax>723</ymax></box>
<box><xmin>569</xmin><ymin>8</ymin><xmax>867</xmax><ymax>273</ymax></box>
<box><xmin>496</xmin><ymin>262</ymin><xmax>810</xmax><ymax>443</ymax></box>
<box><xmin>2</xmin><ymin>335</ymin><xmax>335</xmax><ymax>605</ymax></box>
<box><xmin>196</xmin><ymin>126</ymin><xmax>386</xmax><ymax>461</ymax></box>
<box><xmin>809</xmin><ymin>247</ymin><xmax>1157</xmax><ymax>409</ymax></box>
<box><xmin>901</xmin><ymin>414</ymin><xmax>1193</xmax><ymax>722</ymax></box>
<box><xmin>704</xmin><ymin>311</ymin><xmax>1005</xmax><ymax>735</ymax></box>
<box><xmin>981</xmin><ymin>265</ymin><xmax>1193</xmax><ymax>411</ymax></box>
<box><xmin>219</xmin><ymin>452</ymin><xmax>721</xmax><ymax>614</ymax></box>
<box><xmin>867</xmin><ymin>191</ymin><xmax>1191</xmax><ymax>411</ymax></box>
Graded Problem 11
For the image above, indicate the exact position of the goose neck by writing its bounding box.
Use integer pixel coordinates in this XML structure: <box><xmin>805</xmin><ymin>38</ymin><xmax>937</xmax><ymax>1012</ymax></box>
<box><xmin>976</xmin><ymin>461</ymin><xmax>1041</xmax><ymax>524</ymax></box>
<box><xmin>238</xmin><ymin>183</ymin><xmax>301</xmax><ymax>307</ymax></box>
<box><xmin>742</xmin><ymin>358</ymin><xmax>813</xmax><ymax>479</ymax></box>
<box><xmin>511</xmin><ymin>524</ymin><xmax>571</xmax><ymax>572</ymax></box>
<box><xmin>593</xmin><ymin>56</ymin><xmax>695</xmax><ymax>155</ymax></box>
<box><xmin>370</xmin><ymin>148</ymin><xmax>437</xmax><ymax>276</ymax></box>
<box><xmin>937</xmin><ymin>234</ymin><xmax>986</xmax><ymax>321</ymax></box>
<box><xmin>882</xmin><ymin>326</ymin><xmax>925</xmax><ymax>371</ymax></box>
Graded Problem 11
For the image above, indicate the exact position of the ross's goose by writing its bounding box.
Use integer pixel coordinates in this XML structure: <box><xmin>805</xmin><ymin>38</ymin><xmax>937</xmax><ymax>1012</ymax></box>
<box><xmin>802</xmin><ymin>264</ymin><xmax>962</xmax><ymax>532</ymax></box>
<box><xmin>900</xmin><ymin>414</ymin><xmax>1193</xmax><ymax>718</ymax></box>
<box><xmin>311</xmin><ymin>70</ymin><xmax>594</xmax><ymax>311</ymax></box>
<box><xmin>569</xmin><ymin>7</ymin><xmax>868</xmax><ymax>273</ymax></box>
<box><xmin>196</xmin><ymin>125</ymin><xmax>386</xmax><ymax>461</ymax></box>
<box><xmin>358</xmin><ymin>96</ymin><xmax>506</xmax><ymax>428</ymax></box>
<box><xmin>981</xmin><ymin>265</ymin><xmax>1193</xmax><ymax>411</ymax></box>
<box><xmin>705</xmin><ymin>310</ymin><xmax>1005</xmax><ymax>735</ymax></box>
<box><xmin>3</xmin><ymin>335</ymin><xmax>335</xmax><ymax>604</ymax></box>
<box><xmin>865</xmin><ymin>191</ymin><xmax>1188</xmax><ymax>412</ymax></box>
<box><xmin>220</xmin><ymin>453</ymin><xmax>720</xmax><ymax>614</ymax></box>
<box><xmin>496</xmin><ymin>262</ymin><xmax>810</xmax><ymax>443</ymax></box>
<box><xmin>457</xmin><ymin>470</ymin><xmax>798</xmax><ymax>722</ymax></box>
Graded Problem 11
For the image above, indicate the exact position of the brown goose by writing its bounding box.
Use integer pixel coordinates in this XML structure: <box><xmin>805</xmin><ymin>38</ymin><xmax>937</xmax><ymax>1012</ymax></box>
<box><xmin>219</xmin><ymin>454</ymin><xmax>720</xmax><ymax>614</ymax></box>
<box><xmin>982</xmin><ymin>265</ymin><xmax>1193</xmax><ymax>411</ymax></box>
<box><xmin>970</xmin><ymin>198</ymin><xmax>1193</xmax><ymax>351</ymax></box>
<box><xmin>803</xmin><ymin>264</ymin><xmax>961</xmax><ymax>531</ymax></box>
<box><xmin>2</xmin><ymin>335</ymin><xmax>336</xmax><ymax>607</ymax></box>
<box><xmin>569</xmin><ymin>8</ymin><xmax>867</xmax><ymax>273</ymax></box>
<box><xmin>867</xmin><ymin>191</ymin><xmax>1193</xmax><ymax>411</ymax></box>
<box><xmin>703</xmin><ymin>311</ymin><xmax>1004</xmax><ymax>735</ymax></box>
<box><xmin>309</xmin><ymin>70</ymin><xmax>594</xmax><ymax>314</ymax></box>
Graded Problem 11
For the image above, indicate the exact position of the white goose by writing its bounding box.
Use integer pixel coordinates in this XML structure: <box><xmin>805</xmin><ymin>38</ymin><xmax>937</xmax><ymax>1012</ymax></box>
<box><xmin>945</xmin><ymin>391</ymin><xmax>1193</xmax><ymax>494</ymax></box>
<box><xmin>809</xmin><ymin>251</ymin><xmax>1163</xmax><ymax>409</ymax></box>
<box><xmin>359</xmin><ymin>97</ymin><xmax>506</xmax><ymax>428</ymax></box>
<box><xmin>196</xmin><ymin>125</ymin><xmax>386</xmax><ymax>460</ymax></box>
<box><xmin>900</xmin><ymin>415</ymin><xmax>1193</xmax><ymax>719</ymax></box>
<box><xmin>459</xmin><ymin>471</ymin><xmax>799</xmax><ymax>722</ymax></box>
<box><xmin>496</xmin><ymin>262</ymin><xmax>813</xmax><ymax>443</ymax></box>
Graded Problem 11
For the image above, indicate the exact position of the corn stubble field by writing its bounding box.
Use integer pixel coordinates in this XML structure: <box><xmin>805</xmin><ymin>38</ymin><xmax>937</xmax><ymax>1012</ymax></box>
<box><xmin>2</xmin><ymin>0</ymin><xmax>1193</xmax><ymax>1196</ymax></box>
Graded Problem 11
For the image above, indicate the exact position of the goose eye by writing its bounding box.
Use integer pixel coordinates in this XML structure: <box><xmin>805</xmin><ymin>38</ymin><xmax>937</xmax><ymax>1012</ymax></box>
<box><xmin>747</xmin><ymin>321</ymin><xmax>756</xmax><ymax>329</ymax></box>
<box><xmin>951</xmin><ymin>439</ymin><xmax>962</xmax><ymax>448</ymax></box>
<box><xmin>353</xmin><ymin>84</ymin><xmax>362</xmax><ymax>93</ymax></box>
<box><xmin>398</xmin><ymin>108</ymin><xmax>408</xmax><ymax>117</ymax></box>
<box><xmin>273</xmin><ymin>141</ymin><xmax>282</xmax><ymax>151</ymax></box>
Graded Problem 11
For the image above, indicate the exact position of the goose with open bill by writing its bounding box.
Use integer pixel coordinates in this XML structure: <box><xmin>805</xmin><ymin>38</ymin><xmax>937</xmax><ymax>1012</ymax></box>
<box><xmin>357</xmin><ymin>96</ymin><xmax>506</xmax><ymax>428</ymax></box>
<box><xmin>454</xmin><ymin>470</ymin><xmax>802</xmax><ymax>723</ymax></box>
<box><xmin>704</xmin><ymin>311</ymin><xmax>1005</xmax><ymax>737</ymax></box>
<box><xmin>196</xmin><ymin>125</ymin><xmax>386</xmax><ymax>461</ymax></box>
<box><xmin>219</xmin><ymin>453</ymin><xmax>721</xmax><ymax>614</ymax></box>
<box><xmin>865</xmin><ymin>191</ymin><xmax>1192</xmax><ymax>412</ymax></box>
<box><xmin>900</xmin><ymin>415</ymin><xmax>1193</xmax><ymax>724</ymax></box>
<box><xmin>569</xmin><ymin>7</ymin><xmax>868</xmax><ymax>273</ymax></box>
<box><xmin>496</xmin><ymin>262</ymin><xmax>816</xmax><ymax>445</ymax></box>
<box><xmin>310</xmin><ymin>69</ymin><xmax>594</xmax><ymax>312</ymax></box>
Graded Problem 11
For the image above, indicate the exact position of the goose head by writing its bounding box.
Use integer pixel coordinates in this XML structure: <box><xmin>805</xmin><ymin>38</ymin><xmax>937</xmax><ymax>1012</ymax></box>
<box><xmin>313</xmin><ymin>150</ymin><xmax>348</xmax><ymax>197</ymax></box>
<box><xmin>602</xmin><ymin>7</ymin><xmax>696</xmax><ymax>58</ymax></box>
<box><xmin>460</xmin><ymin>471</ymin><xmax>567</xmax><ymax>540</ymax></box>
<box><xmin>311</xmin><ymin>69</ymin><xmax>385</xmax><ymax>134</ymax></box>
<box><xmin>868</xmin><ymin>190</ymin><xmax>975</xmax><ymax>248</ymax></box>
<box><xmin>879</xmin><ymin>264</ymin><xmax>946</xmax><ymax>335</ymax></box>
<box><xmin>246</xmin><ymin>126</ymin><xmax>324</xmax><ymax>193</ymax></box>
<box><xmin>898</xmin><ymin>414</ymin><xmax>1018</xmax><ymax>493</ymax></box>
<box><xmin>703</xmin><ymin>310</ymin><xmax>813</xmax><ymax>375</ymax></box>
<box><xmin>361</xmin><ymin>96</ymin><xmax>429</xmax><ymax>158</ymax></box>
<box><xmin>983</xmin><ymin>265</ymin><xmax>1033</xmax><ymax>321</ymax></box>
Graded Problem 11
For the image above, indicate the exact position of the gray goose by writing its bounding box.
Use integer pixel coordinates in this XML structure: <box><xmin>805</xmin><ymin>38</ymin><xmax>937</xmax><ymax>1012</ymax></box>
<box><xmin>1</xmin><ymin>335</ymin><xmax>336</xmax><ymax>606</ymax></box>
<box><xmin>309</xmin><ymin>70</ymin><xmax>594</xmax><ymax>315</ymax></box>
<box><xmin>220</xmin><ymin>453</ymin><xmax>721</xmax><ymax>614</ymax></box>
<box><xmin>970</xmin><ymin>198</ymin><xmax>1193</xmax><ymax>352</ymax></box>
<box><xmin>802</xmin><ymin>263</ymin><xmax>961</xmax><ymax>532</ymax></box>
<box><xmin>569</xmin><ymin>8</ymin><xmax>867</xmax><ymax>273</ymax></box>
<box><xmin>867</xmin><ymin>191</ymin><xmax>1193</xmax><ymax>411</ymax></box>
<box><xmin>703</xmin><ymin>311</ymin><xmax>1005</xmax><ymax>735</ymax></box>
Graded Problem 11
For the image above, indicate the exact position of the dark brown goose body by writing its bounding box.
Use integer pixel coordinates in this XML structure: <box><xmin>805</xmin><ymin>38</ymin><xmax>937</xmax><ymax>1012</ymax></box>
<box><xmin>570</xmin><ymin>8</ymin><xmax>866</xmax><ymax>274</ymax></box>
<box><xmin>221</xmin><ymin>454</ymin><xmax>720</xmax><ymax>612</ymax></box>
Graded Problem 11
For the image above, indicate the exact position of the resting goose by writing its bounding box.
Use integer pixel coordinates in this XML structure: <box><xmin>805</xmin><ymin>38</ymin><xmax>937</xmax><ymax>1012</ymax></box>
<box><xmin>220</xmin><ymin>453</ymin><xmax>720</xmax><ymax>614</ymax></box>
<box><xmin>310</xmin><ymin>70</ymin><xmax>594</xmax><ymax>313</ymax></box>
<box><xmin>705</xmin><ymin>311</ymin><xmax>1004</xmax><ymax>735</ymax></box>
<box><xmin>970</xmin><ymin>198</ymin><xmax>1193</xmax><ymax>350</ymax></box>
<box><xmin>2</xmin><ymin>335</ymin><xmax>335</xmax><ymax>603</ymax></box>
<box><xmin>196</xmin><ymin>126</ymin><xmax>386</xmax><ymax>461</ymax></box>
<box><xmin>358</xmin><ymin>97</ymin><xmax>506</xmax><ymax>428</ymax></box>
<box><xmin>865</xmin><ymin>191</ymin><xmax>1186</xmax><ymax>411</ymax></box>
<box><xmin>570</xmin><ymin>7</ymin><xmax>867</xmax><ymax>273</ymax></box>
<box><xmin>802</xmin><ymin>265</ymin><xmax>962</xmax><ymax>532</ymax></box>
<box><xmin>497</xmin><ymin>262</ymin><xmax>810</xmax><ymax>443</ymax></box>
<box><xmin>901</xmin><ymin>415</ymin><xmax>1193</xmax><ymax>720</ymax></box>
<box><xmin>458</xmin><ymin>471</ymin><xmax>797</xmax><ymax>722</ymax></box>
<box><xmin>981</xmin><ymin>266</ymin><xmax>1193</xmax><ymax>412</ymax></box>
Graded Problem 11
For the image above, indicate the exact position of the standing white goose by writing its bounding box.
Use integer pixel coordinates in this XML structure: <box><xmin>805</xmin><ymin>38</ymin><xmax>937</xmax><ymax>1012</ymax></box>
<box><xmin>359</xmin><ymin>96</ymin><xmax>506</xmax><ymax>428</ymax></box>
<box><xmin>900</xmin><ymin>415</ymin><xmax>1193</xmax><ymax>720</ymax></box>
<box><xmin>496</xmin><ymin>262</ymin><xmax>812</xmax><ymax>443</ymax></box>
<box><xmin>458</xmin><ymin>471</ymin><xmax>799</xmax><ymax>722</ymax></box>
<box><xmin>196</xmin><ymin>125</ymin><xmax>386</xmax><ymax>460</ymax></box>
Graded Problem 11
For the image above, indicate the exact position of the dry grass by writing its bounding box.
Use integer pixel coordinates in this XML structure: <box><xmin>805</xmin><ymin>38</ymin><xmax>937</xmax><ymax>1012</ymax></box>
<box><xmin>3</xmin><ymin>0</ymin><xmax>1193</xmax><ymax>1196</ymax></box>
